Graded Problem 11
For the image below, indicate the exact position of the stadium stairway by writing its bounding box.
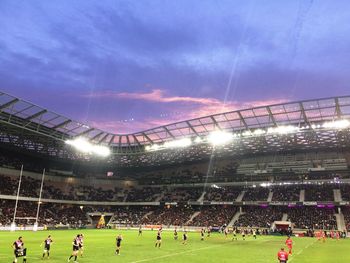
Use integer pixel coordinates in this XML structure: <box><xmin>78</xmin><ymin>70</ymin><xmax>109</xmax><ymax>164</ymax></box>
<box><xmin>335</xmin><ymin>211</ymin><xmax>346</xmax><ymax>231</ymax></box>
<box><xmin>334</xmin><ymin>189</ymin><xmax>342</xmax><ymax>202</ymax></box>
<box><xmin>197</xmin><ymin>192</ymin><xmax>206</xmax><ymax>202</ymax></box>
<box><xmin>236</xmin><ymin>191</ymin><xmax>246</xmax><ymax>202</ymax></box>
<box><xmin>185</xmin><ymin>211</ymin><xmax>201</xmax><ymax>225</ymax></box>
<box><xmin>155</xmin><ymin>192</ymin><xmax>165</xmax><ymax>202</ymax></box>
<box><xmin>281</xmin><ymin>213</ymin><xmax>288</xmax><ymax>221</ymax></box>
<box><xmin>299</xmin><ymin>189</ymin><xmax>305</xmax><ymax>202</ymax></box>
<box><xmin>227</xmin><ymin>209</ymin><xmax>243</xmax><ymax>228</ymax></box>
<box><xmin>142</xmin><ymin>211</ymin><xmax>154</xmax><ymax>220</ymax></box>
<box><xmin>122</xmin><ymin>193</ymin><xmax>128</xmax><ymax>202</ymax></box>
<box><xmin>267</xmin><ymin>191</ymin><xmax>273</xmax><ymax>202</ymax></box>
<box><xmin>87</xmin><ymin>214</ymin><xmax>93</xmax><ymax>225</ymax></box>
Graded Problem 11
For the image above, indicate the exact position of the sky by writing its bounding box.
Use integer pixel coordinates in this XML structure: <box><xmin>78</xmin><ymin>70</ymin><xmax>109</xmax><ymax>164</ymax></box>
<box><xmin>0</xmin><ymin>0</ymin><xmax>350</xmax><ymax>134</ymax></box>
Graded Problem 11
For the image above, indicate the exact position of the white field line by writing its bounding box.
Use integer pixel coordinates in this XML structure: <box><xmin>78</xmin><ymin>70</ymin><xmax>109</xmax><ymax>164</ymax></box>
<box><xmin>289</xmin><ymin>239</ymin><xmax>317</xmax><ymax>262</ymax></box>
<box><xmin>130</xmin><ymin>238</ymin><xmax>270</xmax><ymax>263</ymax></box>
<box><xmin>130</xmin><ymin>243</ymin><xmax>227</xmax><ymax>263</ymax></box>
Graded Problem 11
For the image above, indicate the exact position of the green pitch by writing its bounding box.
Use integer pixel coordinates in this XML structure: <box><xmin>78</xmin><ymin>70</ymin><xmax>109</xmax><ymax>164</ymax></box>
<box><xmin>0</xmin><ymin>229</ymin><xmax>347</xmax><ymax>262</ymax></box>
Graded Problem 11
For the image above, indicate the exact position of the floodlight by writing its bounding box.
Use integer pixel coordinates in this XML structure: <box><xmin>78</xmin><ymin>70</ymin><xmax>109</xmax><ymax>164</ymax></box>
<box><xmin>323</xmin><ymin>119</ymin><xmax>350</xmax><ymax>129</ymax></box>
<box><xmin>65</xmin><ymin>138</ymin><xmax>111</xmax><ymax>157</ymax></box>
<box><xmin>93</xmin><ymin>145</ymin><xmax>111</xmax><ymax>157</ymax></box>
<box><xmin>194</xmin><ymin>137</ymin><xmax>203</xmax><ymax>143</ymax></box>
<box><xmin>164</xmin><ymin>138</ymin><xmax>192</xmax><ymax>148</ymax></box>
<box><xmin>267</xmin><ymin>125</ymin><xmax>300</xmax><ymax>134</ymax></box>
<box><xmin>242</xmin><ymin>130</ymin><xmax>252</xmax><ymax>137</ymax></box>
<box><xmin>207</xmin><ymin>130</ymin><xmax>233</xmax><ymax>145</ymax></box>
<box><xmin>253</xmin><ymin>129</ymin><xmax>266</xmax><ymax>135</ymax></box>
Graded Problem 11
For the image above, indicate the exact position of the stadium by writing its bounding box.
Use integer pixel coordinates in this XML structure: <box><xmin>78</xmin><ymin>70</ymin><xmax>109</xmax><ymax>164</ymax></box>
<box><xmin>1</xmin><ymin>1</ymin><xmax>350</xmax><ymax>263</ymax></box>
<box><xmin>1</xmin><ymin>92</ymin><xmax>350</xmax><ymax>262</ymax></box>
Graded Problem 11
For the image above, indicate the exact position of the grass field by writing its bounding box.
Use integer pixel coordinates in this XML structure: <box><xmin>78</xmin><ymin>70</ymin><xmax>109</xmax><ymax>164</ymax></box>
<box><xmin>0</xmin><ymin>229</ymin><xmax>347</xmax><ymax>262</ymax></box>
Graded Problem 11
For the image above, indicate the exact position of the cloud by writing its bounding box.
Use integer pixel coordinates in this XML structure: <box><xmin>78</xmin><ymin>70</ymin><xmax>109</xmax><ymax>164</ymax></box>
<box><xmin>86</xmin><ymin>89</ymin><xmax>223</xmax><ymax>105</ymax></box>
<box><xmin>86</xmin><ymin>89</ymin><xmax>289</xmax><ymax>133</ymax></box>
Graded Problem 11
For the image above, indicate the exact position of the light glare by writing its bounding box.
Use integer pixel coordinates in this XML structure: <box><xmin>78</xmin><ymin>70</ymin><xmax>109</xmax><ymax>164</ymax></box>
<box><xmin>65</xmin><ymin>138</ymin><xmax>111</xmax><ymax>157</ymax></box>
<box><xmin>208</xmin><ymin>130</ymin><xmax>233</xmax><ymax>145</ymax></box>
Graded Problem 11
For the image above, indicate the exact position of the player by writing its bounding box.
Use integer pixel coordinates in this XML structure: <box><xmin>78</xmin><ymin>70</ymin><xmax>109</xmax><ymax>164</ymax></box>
<box><xmin>182</xmin><ymin>232</ymin><xmax>188</xmax><ymax>245</ymax></box>
<box><xmin>322</xmin><ymin>231</ymin><xmax>326</xmax><ymax>243</ymax></box>
<box><xmin>12</xmin><ymin>236</ymin><xmax>27</xmax><ymax>263</ymax></box>
<box><xmin>174</xmin><ymin>228</ymin><xmax>178</xmax><ymax>240</ymax></box>
<box><xmin>207</xmin><ymin>226</ymin><xmax>211</xmax><ymax>237</ymax></box>
<box><xmin>316</xmin><ymin>231</ymin><xmax>322</xmax><ymax>241</ymax></box>
<box><xmin>115</xmin><ymin>234</ymin><xmax>123</xmax><ymax>255</ymax></box>
<box><xmin>78</xmin><ymin>234</ymin><xmax>84</xmax><ymax>257</ymax></box>
<box><xmin>68</xmin><ymin>234</ymin><xmax>80</xmax><ymax>262</ymax></box>
<box><xmin>252</xmin><ymin>229</ymin><xmax>257</xmax><ymax>239</ymax></box>
<box><xmin>138</xmin><ymin>226</ymin><xmax>143</xmax><ymax>236</ymax></box>
<box><xmin>277</xmin><ymin>247</ymin><xmax>289</xmax><ymax>263</ymax></box>
<box><xmin>242</xmin><ymin>229</ymin><xmax>246</xmax><ymax>240</ymax></box>
<box><xmin>42</xmin><ymin>235</ymin><xmax>53</xmax><ymax>259</ymax></box>
<box><xmin>285</xmin><ymin>236</ymin><xmax>293</xmax><ymax>255</ymax></box>
<box><xmin>224</xmin><ymin>228</ymin><xmax>228</xmax><ymax>238</ymax></box>
<box><xmin>336</xmin><ymin>231</ymin><xmax>340</xmax><ymax>241</ymax></box>
<box><xmin>200</xmin><ymin>228</ymin><xmax>205</xmax><ymax>241</ymax></box>
<box><xmin>232</xmin><ymin>228</ymin><xmax>237</xmax><ymax>241</ymax></box>
<box><xmin>155</xmin><ymin>230</ymin><xmax>162</xmax><ymax>248</ymax></box>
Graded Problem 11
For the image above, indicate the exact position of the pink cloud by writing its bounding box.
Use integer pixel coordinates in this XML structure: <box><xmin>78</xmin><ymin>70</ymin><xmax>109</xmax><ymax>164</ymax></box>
<box><xmin>86</xmin><ymin>89</ymin><xmax>223</xmax><ymax>105</ymax></box>
<box><xmin>86</xmin><ymin>90</ymin><xmax>289</xmax><ymax>133</ymax></box>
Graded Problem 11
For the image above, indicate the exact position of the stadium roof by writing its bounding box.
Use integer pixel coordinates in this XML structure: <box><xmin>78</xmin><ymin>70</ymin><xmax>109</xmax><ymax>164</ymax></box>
<box><xmin>0</xmin><ymin>91</ymin><xmax>350</xmax><ymax>166</ymax></box>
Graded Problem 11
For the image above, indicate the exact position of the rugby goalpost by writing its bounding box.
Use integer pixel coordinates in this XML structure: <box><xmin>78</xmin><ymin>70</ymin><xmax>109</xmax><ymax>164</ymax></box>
<box><xmin>11</xmin><ymin>165</ymin><xmax>23</xmax><ymax>232</ymax></box>
<box><xmin>11</xmin><ymin>166</ymin><xmax>46</xmax><ymax>232</ymax></box>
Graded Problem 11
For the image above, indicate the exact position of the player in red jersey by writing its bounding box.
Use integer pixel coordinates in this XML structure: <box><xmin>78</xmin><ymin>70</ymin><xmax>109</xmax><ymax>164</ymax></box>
<box><xmin>285</xmin><ymin>236</ymin><xmax>293</xmax><ymax>255</ymax></box>
<box><xmin>316</xmin><ymin>231</ymin><xmax>321</xmax><ymax>241</ymax></box>
<box><xmin>335</xmin><ymin>231</ymin><xmax>340</xmax><ymax>241</ymax></box>
<box><xmin>277</xmin><ymin>247</ymin><xmax>289</xmax><ymax>263</ymax></box>
<box><xmin>322</xmin><ymin>231</ymin><xmax>326</xmax><ymax>243</ymax></box>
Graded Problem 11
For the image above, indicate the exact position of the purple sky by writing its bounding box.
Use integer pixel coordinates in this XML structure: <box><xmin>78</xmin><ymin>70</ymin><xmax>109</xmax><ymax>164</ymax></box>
<box><xmin>1</xmin><ymin>0</ymin><xmax>350</xmax><ymax>134</ymax></box>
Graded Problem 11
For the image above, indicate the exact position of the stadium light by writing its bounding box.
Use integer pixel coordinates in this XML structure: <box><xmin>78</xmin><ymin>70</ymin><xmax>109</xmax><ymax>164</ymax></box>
<box><xmin>144</xmin><ymin>118</ymin><xmax>350</xmax><ymax>152</ymax></box>
<box><xmin>253</xmin><ymin>129</ymin><xmax>266</xmax><ymax>136</ymax></box>
<box><xmin>322</xmin><ymin>119</ymin><xmax>350</xmax><ymax>129</ymax></box>
<box><xmin>267</xmin><ymin>125</ymin><xmax>300</xmax><ymax>135</ymax></box>
<box><xmin>194</xmin><ymin>136</ymin><xmax>203</xmax><ymax>143</ymax></box>
<box><xmin>163</xmin><ymin>138</ymin><xmax>192</xmax><ymax>148</ymax></box>
<box><xmin>65</xmin><ymin>138</ymin><xmax>111</xmax><ymax>157</ymax></box>
<box><xmin>207</xmin><ymin>130</ymin><xmax>234</xmax><ymax>146</ymax></box>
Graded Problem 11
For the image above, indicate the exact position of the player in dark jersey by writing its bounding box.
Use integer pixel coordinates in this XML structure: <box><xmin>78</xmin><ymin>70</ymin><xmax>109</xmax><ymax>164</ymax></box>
<box><xmin>42</xmin><ymin>235</ymin><xmax>53</xmax><ymax>259</ymax></box>
<box><xmin>201</xmin><ymin>228</ymin><xmax>205</xmax><ymax>241</ymax></box>
<box><xmin>174</xmin><ymin>228</ymin><xmax>178</xmax><ymax>240</ymax></box>
<box><xmin>155</xmin><ymin>230</ymin><xmax>162</xmax><ymax>248</ymax></box>
<box><xmin>67</xmin><ymin>235</ymin><xmax>80</xmax><ymax>262</ymax></box>
<box><xmin>207</xmin><ymin>226</ymin><xmax>211</xmax><ymax>237</ymax></box>
<box><xmin>12</xmin><ymin>236</ymin><xmax>27</xmax><ymax>263</ymax></box>
<box><xmin>115</xmin><ymin>234</ymin><xmax>123</xmax><ymax>255</ymax></box>
<box><xmin>138</xmin><ymin>226</ymin><xmax>143</xmax><ymax>236</ymax></box>
<box><xmin>242</xmin><ymin>229</ymin><xmax>246</xmax><ymax>240</ymax></box>
<box><xmin>252</xmin><ymin>229</ymin><xmax>257</xmax><ymax>239</ymax></box>
<box><xmin>232</xmin><ymin>228</ymin><xmax>237</xmax><ymax>241</ymax></box>
<box><xmin>78</xmin><ymin>234</ymin><xmax>84</xmax><ymax>257</ymax></box>
<box><xmin>182</xmin><ymin>232</ymin><xmax>188</xmax><ymax>245</ymax></box>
